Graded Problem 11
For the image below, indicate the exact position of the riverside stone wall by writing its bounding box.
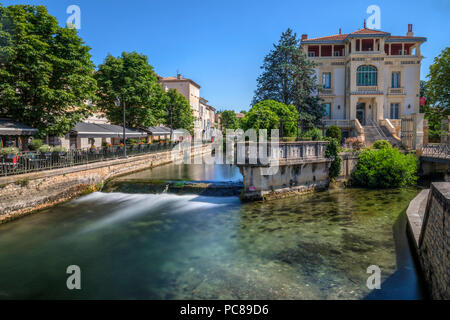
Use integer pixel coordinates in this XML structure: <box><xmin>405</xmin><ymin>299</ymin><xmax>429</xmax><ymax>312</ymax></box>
<box><xmin>0</xmin><ymin>143</ymin><xmax>211</xmax><ymax>223</ymax></box>
<box><xmin>406</xmin><ymin>182</ymin><xmax>449</xmax><ymax>300</ymax></box>
<box><xmin>418</xmin><ymin>182</ymin><xmax>449</xmax><ymax>300</ymax></box>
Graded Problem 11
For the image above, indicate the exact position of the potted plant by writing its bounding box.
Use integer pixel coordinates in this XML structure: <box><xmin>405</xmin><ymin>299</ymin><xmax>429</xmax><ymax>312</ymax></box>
<box><xmin>38</xmin><ymin>144</ymin><xmax>53</xmax><ymax>157</ymax></box>
<box><xmin>52</xmin><ymin>145</ymin><xmax>67</xmax><ymax>156</ymax></box>
<box><xmin>0</xmin><ymin>147</ymin><xmax>19</xmax><ymax>160</ymax></box>
<box><xmin>28</xmin><ymin>139</ymin><xmax>43</xmax><ymax>151</ymax></box>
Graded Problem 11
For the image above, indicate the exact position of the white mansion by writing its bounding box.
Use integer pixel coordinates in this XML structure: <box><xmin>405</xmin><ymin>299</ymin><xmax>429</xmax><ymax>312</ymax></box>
<box><xmin>300</xmin><ymin>23</ymin><xmax>426</xmax><ymax>138</ymax></box>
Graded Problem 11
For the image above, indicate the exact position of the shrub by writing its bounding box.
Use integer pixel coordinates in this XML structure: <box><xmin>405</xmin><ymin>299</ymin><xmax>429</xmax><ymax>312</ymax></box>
<box><xmin>325</xmin><ymin>138</ymin><xmax>342</xmax><ymax>179</ymax></box>
<box><xmin>53</xmin><ymin>146</ymin><xmax>67</xmax><ymax>153</ymax></box>
<box><xmin>352</xmin><ymin>147</ymin><xmax>418</xmax><ymax>188</ymax></box>
<box><xmin>38</xmin><ymin>144</ymin><xmax>53</xmax><ymax>153</ymax></box>
<box><xmin>29</xmin><ymin>139</ymin><xmax>43</xmax><ymax>151</ymax></box>
<box><xmin>0</xmin><ymin>147</ymin><xmax>19</xmax><ymax>155</ymax></box>
<box><xmin>372</xmin><ymin>139</ymin><xmax>391</xmax><ymax>150</ymax></box>
<box><xmin>345</xmin><ymin>137</ymin><xmax>365</xmax><ymax>150</ymax></box>
<box><xmin>326</xmin><ymin>125</ymin><xmax>341</xmax><ymax>142</ymax></box>
<box><xmin>302</xmin><ymin>127</ymin><xmax>323</xmax><ymax>141</ymax></box>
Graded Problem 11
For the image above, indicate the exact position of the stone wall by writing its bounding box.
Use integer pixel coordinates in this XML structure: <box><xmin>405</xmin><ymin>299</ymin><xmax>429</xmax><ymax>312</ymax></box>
<box><xmin>0</xmin><ymin>143</ymin><xmax>211</xmax><ymax>223</ymax></box>
<box><xmin>238</xmin><ymin>160</ymin><xmax>331</xmax><ymax>201</ymax></box>
<box><xmin>338</xmin><ymin>152</ymin><xmax>359</xmax><ymax>181</ymax></box>
<box><xmin>406</xmin><ymin>182</ymin><xmax>449</xmax><ymax>300</ymax></box>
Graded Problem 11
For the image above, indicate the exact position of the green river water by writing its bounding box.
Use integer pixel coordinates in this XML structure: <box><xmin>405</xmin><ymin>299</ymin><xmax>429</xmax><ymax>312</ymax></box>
<box><xmin>0</xmin><ymin>163</ymin><xmax>425</xmax><ymax>299</ymax></box>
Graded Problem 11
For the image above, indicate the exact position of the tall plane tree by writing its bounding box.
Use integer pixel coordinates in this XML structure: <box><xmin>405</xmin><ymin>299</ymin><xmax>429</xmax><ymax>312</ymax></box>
<box><xmin>252</xmin><ymin>28</ymin><xmax>323</xmax><ymax>121</ymax></box>
<box><xmin>0</xmin><ymin>4</ymin><xmax>97</xmax><ymax>137</ymax></box>
<box><xmin>95</xmin><ymin>52</ymin><xmax>166</xmax><ymax>128</ymax></box>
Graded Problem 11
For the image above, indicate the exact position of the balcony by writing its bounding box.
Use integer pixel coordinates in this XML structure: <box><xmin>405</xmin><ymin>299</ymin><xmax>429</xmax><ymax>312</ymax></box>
<box><xmin>319</xmin><ymin>88</ymin><xmax>333</xmax><ymax>96</ymax></box>
<box><xmin>350</xmin><ymin>86</ymin><xmax>383</xmax><ymax>95</ymax></box>
<box><xmin>388</xmin><ymin>87</ymin><xmax>405</xmax><ymax>95</ymax></box>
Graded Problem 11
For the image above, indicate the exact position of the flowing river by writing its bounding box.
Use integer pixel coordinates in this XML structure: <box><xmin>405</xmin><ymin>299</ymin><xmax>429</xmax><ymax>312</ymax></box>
<box><xmin>0</xmin><ymin>162</ymin><xmax>425</xmax><ymax>299</ymax></box>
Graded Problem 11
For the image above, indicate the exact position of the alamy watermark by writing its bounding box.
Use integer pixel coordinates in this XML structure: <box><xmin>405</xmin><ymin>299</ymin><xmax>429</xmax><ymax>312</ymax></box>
<box><xmin>366</xmin><ymin>5</ymin><xmax>381</xmax><ymax>30</ymax></box>
<box><xmin>66</xmin><ymin>265</ymin><xmax>81</xmax><ymax>290</ymax></box>
<box><xmin>170</xmin><ymin>128</ymin><xmax>281</xmax><ymax>176</ymax></box>
<box><xmin>366</xmin><ymin>265</ymin><xmax>381</xmax><ymax>289</ymax></box>
<box><xmin>66</xmin><ymin>5</ymin><xmax>81</xmax><ymax>30</ymax></box>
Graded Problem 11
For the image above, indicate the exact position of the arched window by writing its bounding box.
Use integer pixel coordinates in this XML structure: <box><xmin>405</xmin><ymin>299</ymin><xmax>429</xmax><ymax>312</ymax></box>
<box><xmin>357</xmin><ymin>65</ymin><xmax>377</xmax><ymax>86</ymax></box>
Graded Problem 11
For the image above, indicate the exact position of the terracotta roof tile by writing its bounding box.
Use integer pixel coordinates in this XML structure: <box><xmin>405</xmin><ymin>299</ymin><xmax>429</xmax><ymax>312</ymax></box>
<box><xmin>349</xmin><ymin>28</ymin><xmax>389</xmax><ymax>35</ymax></box>
<box><xmin>302</xmin><ymin>27</ymin><xmax>425</xmax><ymax>44</ymax></box>
<box><xmin>305</xmin><ymin>33</ymin><xmax>349</xmax><ymax>41</ymax></box>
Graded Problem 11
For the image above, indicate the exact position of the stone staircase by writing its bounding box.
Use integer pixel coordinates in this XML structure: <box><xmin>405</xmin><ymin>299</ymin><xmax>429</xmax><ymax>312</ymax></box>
<box><xmin>363</xmin><ymin>120</ymin><xmax>401</xmax><ymax>147</ymax></box>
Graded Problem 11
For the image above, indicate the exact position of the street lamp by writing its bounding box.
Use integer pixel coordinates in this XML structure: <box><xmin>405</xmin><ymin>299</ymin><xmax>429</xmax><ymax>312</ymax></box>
<box><xmin>114</xmin><ymin>97</ymin><xmax>127</xmax><ymax>158</ymax></box>
<box><xmin>164</xmin><ymin>85</ymin><xmax>173</xmax><ymax>143</ymax></box>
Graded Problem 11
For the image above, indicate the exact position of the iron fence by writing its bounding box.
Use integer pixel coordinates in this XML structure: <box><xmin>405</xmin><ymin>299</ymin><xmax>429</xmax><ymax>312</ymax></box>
<box><xmin>0</xmin><ymin>142</ymin><xmax>178</xmax><ymax>177</ymax></box>
<box><xmin>421</xmin><ymin>144</ymin><xmax>450</xmax><ymax>160</ymax></box>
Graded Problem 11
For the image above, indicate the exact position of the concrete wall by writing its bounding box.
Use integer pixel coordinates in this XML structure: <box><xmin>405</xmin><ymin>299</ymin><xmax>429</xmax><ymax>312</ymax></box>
<box><xmin>338</xmin><ymin>152</ymin><xmax>359</xmax><ymax>180</ymax></box>
<box><xmin>0</xmin><ymin>144</ymin><xmax>211</xmax><ymax>223</ymax></box>
<box><xmin>239</xmin><ymin>160</ymin><xmax>330</xmax><ymax>201</ymax></box>
<box><xmin>406</xmin><ymin>182</ymin><xmax>449</xmax><ymax>300</ymax></box>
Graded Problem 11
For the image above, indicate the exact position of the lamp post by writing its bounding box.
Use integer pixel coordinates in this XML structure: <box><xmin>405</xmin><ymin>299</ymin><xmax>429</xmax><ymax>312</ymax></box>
<box><xmin>115</xmin><ymin>97</ymin><xmax>127</xmax><ymax>158</ymax></box>
<box><xmin>164</xmin><ymin>85</ymin><xmax>173</xmax><ymax>143</ymax></box>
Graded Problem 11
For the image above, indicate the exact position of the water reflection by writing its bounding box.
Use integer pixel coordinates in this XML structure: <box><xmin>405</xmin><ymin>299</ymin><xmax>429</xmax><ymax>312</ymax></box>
<box><xmin>116</xmin><ymin>161</ymin><xmax>242</xmax><ymax>183</ymax></box>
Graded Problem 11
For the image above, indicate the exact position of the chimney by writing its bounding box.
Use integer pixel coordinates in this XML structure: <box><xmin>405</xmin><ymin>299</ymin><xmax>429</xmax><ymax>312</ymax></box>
<box><xmin>407</xmin><ymin>24</ymin><xmax>414</xmax><ymax>36</ymax></box>
<box><xmin>364</xmin><ymin>19</ymin><xmax>366</xmax><ymax>28</ymax></box>
<box><xmin>339</xmin><ymin>28</ymin><xmax>341</xmax><ymax>35</ymax></box>
<box><xmin>177</xmin><ymin>73</ymin><xmax>182</xmax><ymax>80</ymax></box>
<box><xmin>301</xmin><ymin>34</ymin><xmax>307</xmax><ymax>40</ymax></box>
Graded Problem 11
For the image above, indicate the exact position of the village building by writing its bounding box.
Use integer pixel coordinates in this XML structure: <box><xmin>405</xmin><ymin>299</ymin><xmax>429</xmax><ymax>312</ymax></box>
<box><xmin>300</xmin><ymin>23</ymin><xmax>426</xmax><ymax>139</ymax></box>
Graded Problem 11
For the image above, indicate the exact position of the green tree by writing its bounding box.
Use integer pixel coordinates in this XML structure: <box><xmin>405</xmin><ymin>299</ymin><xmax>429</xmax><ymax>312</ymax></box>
<box><xmin>242</xmin><ymin>103</ymin><xmax>279</xmax><ymax>133</ymax></box>
<box><xmin>423</xmin><ymin>48</ymin><xmax>450</xmax><ymax>141</ymax></box>
<box><xmin>0</xmin><ymin>4</ymin><xmax>97</xmax><ymax>137</ymax></box>
<box><xmin>352</xmin><ymin>148</ymin><xmax>418</xmax><ymax>188</ymax></box>
<box><xmin>427</xmin><ymin>47</ymin><xmax>449</xmax><ymax>109</ymax></box>
<box><xmin>220</xmin><ymin>110</ymin><xmax>239</xmax><ymax>130</ymax></box>
<box><xmin>325</xmin><ymin>138</ymin><xmax>342</xmax><ymax>180</ymax></box>
<box><xmin>165</xmin><ymin>88</ymin><xmax>194</xmax><ymax>134</ymax></box>
<box><xmin>325</xmin><ymin>125</ymin><xmax>341</xmax><ymax>142</ymax></box>
<box><xmin>243</xmin><ymin>100</ymin><xmax>299</xmax><ymax>136</ymax></box>
<box><xmin>95</xmin><ymin>52</ymin><xmax>166</xmax><ymax>128</ymax></box>
<box><xmin>252</xmin><ymin>28</ymin><xmax>322</xmax><ymax>120</ymax></box>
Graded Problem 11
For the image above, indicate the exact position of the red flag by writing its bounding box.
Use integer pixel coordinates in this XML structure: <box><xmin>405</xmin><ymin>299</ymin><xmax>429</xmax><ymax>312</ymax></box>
<box><xmin>420</xmin><ymin>97</ymin><xmax>426</xmax><ymax>106</ymax></box>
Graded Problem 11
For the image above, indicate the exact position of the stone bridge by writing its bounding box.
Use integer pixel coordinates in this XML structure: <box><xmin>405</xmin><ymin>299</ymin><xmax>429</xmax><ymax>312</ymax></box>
<box><xmin>237</xmin><ymin>141</ymin><xmax>331</xmax><ymax>201</ymax></box>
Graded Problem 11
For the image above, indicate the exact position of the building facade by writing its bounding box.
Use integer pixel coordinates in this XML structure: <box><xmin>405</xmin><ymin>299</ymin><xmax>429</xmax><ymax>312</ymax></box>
<box><xmin>160</xmin><ymin>74</ymin><xmax>216</xmax><ymax>139</ymax></box>
<box><xmin>300</xmin><ymin>24</ymin><xmax>426</xmax><ymax>137</ymax></box>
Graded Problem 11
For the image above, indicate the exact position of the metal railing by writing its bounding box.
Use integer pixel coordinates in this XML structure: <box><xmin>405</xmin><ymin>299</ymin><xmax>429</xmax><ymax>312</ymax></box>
<box><xmin>238</xmin><ymin>141</ymin><xmax>329</xmax><ymax>165</ymax></box>
<box><xmin>421</xmin><ymin>144</ymin><xmax>450</xmax><ymax>160</ymax></box>
<box><xmin>0</xmin><ymin>142</ymin><xmax>178</xmax><ymax>177</ymax></box>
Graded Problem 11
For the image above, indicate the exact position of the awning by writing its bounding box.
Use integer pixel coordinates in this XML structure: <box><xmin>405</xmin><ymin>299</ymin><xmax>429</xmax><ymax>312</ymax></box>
<box><xmin>145</xmin><ymin>126</ymin><xmax>172</xmax><ymax>135</ymax></box>
<box><xmin>70</xmin><ymin>122</ymin><xmax>147</xmax><ymax>138</ymax></box>
<box><xmin>0</xmin><ymin>118</ymin><xmax>39</xmax><ymax>136</ymax></box>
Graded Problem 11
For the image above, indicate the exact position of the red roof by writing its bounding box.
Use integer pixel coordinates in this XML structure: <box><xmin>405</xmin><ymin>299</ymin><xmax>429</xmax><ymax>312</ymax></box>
<box><xmin>350</xmin><ymin>28</ymin><xmax>389</xmax><ymax>35</ymax></box>
<box><xmin>306</xmin><ymin>33</ymin><xmax>349</xmax><ymax>41</ymax></box>
<box><xmin>302</xmin><ymin>27</ymin><xmax>424</xmax><ymax>43</ymax></box>
<box><xmin>160</xmin><ymin>76</ymin><xmax>201</xmax><ymax>88</ymax></box>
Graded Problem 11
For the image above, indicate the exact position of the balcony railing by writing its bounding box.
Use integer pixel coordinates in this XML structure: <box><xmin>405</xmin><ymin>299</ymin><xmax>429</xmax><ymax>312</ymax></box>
<box><xmin>322</xmin><ymin>119</ymin><xmax>353</xmax><ymax>128</ymax></box>
<box><xmin>356</xmin><ymin>86</ymin><xmax>378</xmax><ymax>91</ymax></box>
<box><xmin>388</xmin><ymin>87</ymin><xmax>405</xmax><ymax>95</ymax></box>
<box><xmin>320</xmin><ymin>88</ymin><xmax>333</xmax><ymax>95</ymax></box>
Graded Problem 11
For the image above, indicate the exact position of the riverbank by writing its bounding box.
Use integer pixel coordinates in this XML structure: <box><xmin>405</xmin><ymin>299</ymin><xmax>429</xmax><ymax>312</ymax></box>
<box><xmin>0</xmin><ymin>143</ymin><xmax>212</xmax><ymax>224</ymax></box>
<box><xmin>405</xmin><ymin>182</ymin><xmax>449</xmax><ymax>300</ymax></box>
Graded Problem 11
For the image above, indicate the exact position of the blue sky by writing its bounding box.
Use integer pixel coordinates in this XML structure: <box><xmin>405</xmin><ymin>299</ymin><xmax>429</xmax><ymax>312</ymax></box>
<box><xmin>2</xmin><ymin>0</ymin><xmax>450</xmax><ymax>111</ymax></box>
